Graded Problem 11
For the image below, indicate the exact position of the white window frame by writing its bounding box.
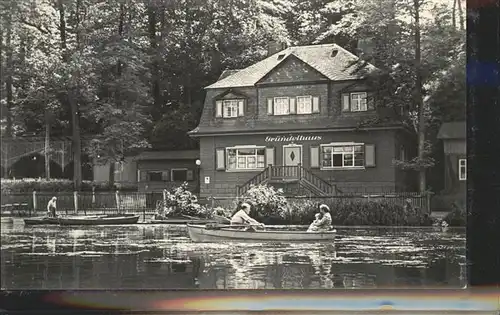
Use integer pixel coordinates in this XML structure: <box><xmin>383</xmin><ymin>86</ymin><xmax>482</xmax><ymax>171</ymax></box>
<box><xmin>296</xmin><ymin>95</ymin><xmax>313</xmax><ymax>114</ymax></box>
<box><xmin>458</xmin><ymin>159</ymin><xmax>467</xmax><ymax>181</ymax></box>
<box><xmin>222</xmin><ymin>99</ymin><xmax>239</xmax><ymax>118</ymax></box>
<box><xmin>320</xmin><ymin>142</ymin><xmax>365</xmax><ymax>169</ymax></box>
<box><xmin>273</xmin><ymin>97</ymin><xmax>290</xmax><ymax>116</ymax></box>
<box><xmin>171</xmin><ymin>168</ymin><xmax>188</xmax><ymax>182</ymax></box>
<box><xmin>226</xmin><ymin>146</ymin><xmax>266</xmax><ymax>171</ymax></box>
<box><xmin>350</xmin><ymin>92</ymin><xmax>368</xmax><ymax>112</ymax></box>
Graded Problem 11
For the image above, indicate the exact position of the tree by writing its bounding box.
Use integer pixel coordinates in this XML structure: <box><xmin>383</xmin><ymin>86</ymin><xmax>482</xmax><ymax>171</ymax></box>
<box><xmin>314</xmin><ymin>0</ymin><xmax>465</xmax><ymax>192</ymax></box>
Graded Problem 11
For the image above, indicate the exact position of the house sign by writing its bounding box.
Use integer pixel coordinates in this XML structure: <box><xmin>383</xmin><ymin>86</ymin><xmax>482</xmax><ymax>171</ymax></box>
<box><xmin>265</xmin><ymin>135</ymin><xmax>322</xmax><ymax>142</ymax></box>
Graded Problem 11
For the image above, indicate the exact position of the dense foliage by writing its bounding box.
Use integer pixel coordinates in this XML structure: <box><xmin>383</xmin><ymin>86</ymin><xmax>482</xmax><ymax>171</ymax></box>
<box><xmin>240</xmin><ymin>184</ymin><xmax>289</xmax><ymax>222</ymax></box>
<box><xmin>1</xmin><ymin>0</ymin><xmax>465</xmax><ymax>192</ymax></box>
<box><xmin>443</xmin><ymin>202</ymin><xmax>466</xmax><ymax>227</ymax></box>
<box><xmin>0</xmin><ymin>178</ymin><xmax>137</xmax><ymax>193</ymax></box>
<box><xmin>158</xmin><ymin>182</ymin><xmax>210</xmax><ymax>218</ymax></box>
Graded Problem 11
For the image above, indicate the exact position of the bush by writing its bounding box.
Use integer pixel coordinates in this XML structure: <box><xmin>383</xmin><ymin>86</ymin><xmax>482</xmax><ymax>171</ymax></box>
<box><xmin>240</xmin><ymin>184</ymin><xmax>289</xmax><ymax>224</ymax></box>
<box><xmin>1</xmin><ymin>178</ymin><xmax>137</xmax><ymax>193</ymax></box>
<box><xmin>233</xmin><ymin>191</ymin><xmax>435</xmax><ymax>226</ymax></box>
<box><xmin>443</xmin><ymin>202</ymin><xmax>466</xmax><ymax>226</ymax></box>
<box><xmin>160</xmin><ymin>182</ymin><xmax>210</xmax><ymax>218</ymax></box>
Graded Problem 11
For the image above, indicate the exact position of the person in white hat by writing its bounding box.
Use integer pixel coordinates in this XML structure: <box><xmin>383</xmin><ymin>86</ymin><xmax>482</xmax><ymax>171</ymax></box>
<box><xmin>230</xmin><ymin>202</ymin><xmax>264</xmax><ymax>229</ymax></box>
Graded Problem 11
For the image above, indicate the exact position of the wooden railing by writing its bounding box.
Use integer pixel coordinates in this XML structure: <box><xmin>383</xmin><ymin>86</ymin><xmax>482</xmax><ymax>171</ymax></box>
<box><xmin>236</xmin><ymin>165</ymin><xmax>335</xmax><ymax>196</ymax></box>
<box><xmin>300</xmin><ymin>167</ymin><xmax>334</xmax><ymax>195</ymax></box>
<box><xmin>236</xmin><ymin>167</ymin><xmax>269</xmax><ymax>196</ymax></box>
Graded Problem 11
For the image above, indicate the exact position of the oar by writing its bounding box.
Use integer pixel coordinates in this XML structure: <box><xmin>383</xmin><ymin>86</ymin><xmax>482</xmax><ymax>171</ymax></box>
<box><xmin>205</xmin><ymin>223</ymin><xmax>265</xmax><ymax>230</ymax></box>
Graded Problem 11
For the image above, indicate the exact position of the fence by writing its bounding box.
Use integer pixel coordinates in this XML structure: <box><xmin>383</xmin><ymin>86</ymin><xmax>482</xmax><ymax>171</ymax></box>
<box><xmin>1</xmin><ymin>190</ymin><xmax>432</xmax><ymax>216</ymax></box>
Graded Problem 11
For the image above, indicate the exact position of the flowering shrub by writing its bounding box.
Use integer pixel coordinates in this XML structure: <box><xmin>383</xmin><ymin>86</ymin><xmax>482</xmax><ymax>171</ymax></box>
<box><xmin>240</xmin><ymin>184</ymin><xmax>288</xmax><ymax>224</ymax></box>
<box><xmin>160</xmin><ymin>182</ymin><xmax>209</xmax><ymax>217</ymax></box>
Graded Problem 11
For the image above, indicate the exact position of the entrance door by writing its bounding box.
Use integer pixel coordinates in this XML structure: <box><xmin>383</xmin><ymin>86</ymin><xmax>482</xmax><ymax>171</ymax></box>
<box><xmin>283</xmin><ymin>144</ymin><xmax>302</xmax><ymax>178</ymax></box>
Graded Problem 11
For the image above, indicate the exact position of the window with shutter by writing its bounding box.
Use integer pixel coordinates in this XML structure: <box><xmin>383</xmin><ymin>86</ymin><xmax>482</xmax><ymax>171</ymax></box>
<box><xmin>265</xmin><ymin>147</ymin><xmax>275</xmax><ymax>166</ymax></box>
<box><xmin>216</xmin><ymin>100</ymin><xmax>223</xmax><ymax>117</ymax></box>
<box><xmin>320</xmin><ymin>143</ymin><xmax>365</xmax><ymax>169</ymax></box>
<box><xmin>312</xmin><ymin>96</ymin><xmax>320</xmax><ymax>113</ymax></box>
<box><xmin>365</xmin><ymin>144</ymin><xmax>376</xmax><ymax>167</ymax></box>
<box><xmin>216</xmin><ymin>148</ymin><xmax>225</xmax><ymax>171</ymax></box>
<box><xmin>310</xmin><ymin>146</ymin><xmax>320</xmax><ymax>168</ymax></box>
<box><xmin>342</xmin><ymin>94</ymin><xmax>350</xmax><ymax>111</ymax></box>
<box><xmin>161</xmin><ymin>171</ymin><xmax>170</xmax><ymax>181</ymax></box>
<box><xmin>267</xmin><ymin>98</ymin><xmax>274</xmax><ymax>115</ymax></box>
<box><xmin>289</xmin><ymin>98</ymin><xmax>296</xmax><ymax>114</ymax></box>
<box><xmin>238</xmin><ymin>100</ymin><xmax>245</xmax><ymax>116</ymax></box>
<box><xmin>296</xmin><ymin>96</ymin><xmax>312</xmax><ymax>114</ymax></box>
<box><xmin>171</xmin><ymin>169</ymin><xmax>188</xmax><ymax>181</ymax></box>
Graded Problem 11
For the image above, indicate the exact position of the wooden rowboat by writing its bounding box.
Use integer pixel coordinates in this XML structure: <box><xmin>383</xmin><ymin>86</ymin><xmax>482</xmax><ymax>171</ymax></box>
<box><xmin>148</xmin><ymin>214</ymin><xmax>229</xmax><ymax>225</ymax></box>
<box><xmin>24</xmin><ymin>214</ymin><xmax>139</xmax><ymax>226</ymax></box>
<box><xmin>187</xmin><ymin>224</ymin><xmax>337</xmax><ymax>243</ymax></box>
<box><xmin>24</xmin><ymin>216</ymin><xmax>60</xmax><ymax>225</ymax></box>
<box><xmin>58</xmin><ymin>214</ymin><xmax>140</xmax><ymax>225</ymax></box>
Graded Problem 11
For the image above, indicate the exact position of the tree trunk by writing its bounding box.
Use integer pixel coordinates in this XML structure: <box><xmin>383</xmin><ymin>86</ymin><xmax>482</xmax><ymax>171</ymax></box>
<box><xmin>414</xmin><ymin>0</ymin><xmax>426</xmax><ymax>193</ymax></box>
<box><xmin>148</xmin><ymin>5</ymin><xmax>161</xmax><ymax>111</ymax></box>
<box><xmin>5</xmin><ymin>8</ymin><xmax>13</xmax><ymax>137</ymax></box>
<box><xmin>457</xmin><ymin>0</ymin><xmax>464</xmax><ymax>31</ymax></box>
<box><xmin>108</xmin><ymin>161</ymin><xmax>115</xmax><ymax>187</ymax></box>
<box><xmin>452</xmin><ymin>0</ymin><xmax>457</xmax><ymax>29</ymax></box>
<box><xmin>45</xmin><ymin>114</ymin><xmax>51</xmax><ymax>179</ymax></box>
<box><xmin>58</xmin><ymin>0</ymin><xmax>82</xmax><ymax>190</ymax></box>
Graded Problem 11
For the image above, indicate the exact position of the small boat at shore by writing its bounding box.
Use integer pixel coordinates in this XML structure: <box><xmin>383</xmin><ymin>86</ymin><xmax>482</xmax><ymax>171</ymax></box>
<box><xmin>58</xmin><ymin>214</ymin><xmax>140</xmax><ymax>225</ymax></box>
<box><xmin>24</xmin><ymin>214</ymin><xmax>140</xmax><ymax>226</ymax></box>
<box><xmin>187</xmin><ymin>224</ymin><xmax>337</xmax><ymax>243</ymax></box>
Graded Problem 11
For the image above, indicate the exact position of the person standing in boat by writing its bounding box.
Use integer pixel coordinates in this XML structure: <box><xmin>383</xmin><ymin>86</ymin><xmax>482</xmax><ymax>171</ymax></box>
<box><xmin>314</xmin><ymin>204</ymin><xmax>332</xmax><ymax>231</ymax></box>
<box><xmin>47</xmin><ymin>196</ymin><xmax>57</xmax><ymax>218</ymax></box>
<box><xmin>230</xmin><ymin>202</ymin><xmax>264</xmax><ymax>229</ymax></box>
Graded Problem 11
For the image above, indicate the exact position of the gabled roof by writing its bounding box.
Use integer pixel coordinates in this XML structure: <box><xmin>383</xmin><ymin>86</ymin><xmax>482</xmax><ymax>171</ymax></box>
<box><xmin>205</xmin><ymin>44</ymin><xmax>377</xmax><ymax>89</ymax></box>
<box><xmin>217</xmin><ymin>69</ymin><xmax>241</xmax><ymax>81</ymax></box>
<box><xmin>437</xmin><ymin>122</ymin><xmax>466</xmax><ymax>140</ymax></box>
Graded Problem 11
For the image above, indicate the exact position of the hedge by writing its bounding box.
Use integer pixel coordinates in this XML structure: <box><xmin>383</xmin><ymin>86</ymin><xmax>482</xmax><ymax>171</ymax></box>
<box><xmin>1</xmin><ymin>178</ymin><xmax>138</xmax><ymax>193</ymax></box>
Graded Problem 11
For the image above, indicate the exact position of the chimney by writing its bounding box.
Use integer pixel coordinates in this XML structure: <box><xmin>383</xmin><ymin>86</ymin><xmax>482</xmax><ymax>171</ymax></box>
<box><xmin>267</xmin><ymin>40</ymin><xmax>286</xmax><ymax>56</ymax></box>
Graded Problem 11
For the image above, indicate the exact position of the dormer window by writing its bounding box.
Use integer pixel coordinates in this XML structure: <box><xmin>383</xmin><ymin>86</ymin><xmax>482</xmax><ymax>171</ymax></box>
<box><xmin>267</xmin><ymin>96</ymin><xmax>320</xmax><ymax>116</ymax></box>
<box><xmin>215</xmin><ymin>99</ymin><xmax>245</xmax><ymax>118</ymax></box>
<box><xmin>342</xmin><ymin>92</ymin><xmax>371</xmax><ymax>112</ymax></box>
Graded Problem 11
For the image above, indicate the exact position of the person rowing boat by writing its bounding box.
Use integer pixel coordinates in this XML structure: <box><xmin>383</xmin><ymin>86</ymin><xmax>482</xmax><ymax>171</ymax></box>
<box><xmin>230</xmin><ymin>202</ymin><xmax>264</xmax><ymax>231</ymax></box>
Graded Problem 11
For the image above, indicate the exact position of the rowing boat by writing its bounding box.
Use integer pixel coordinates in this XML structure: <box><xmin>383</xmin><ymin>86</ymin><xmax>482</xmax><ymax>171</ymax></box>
<box><xmin>58</xmin><ymin>214</ymin><xmax>140</xmax><ymax>225</ymax></box>
<box><xmin>187</xmin><ymin>224</ymin><xmax>336</xmax><ymax>243</ymax></box>
<box><xmin>24</xmin><ymin>214</ymin><xmax>140</xmax><ymax>226</ymax></box>
<box><xmin>24</xmin><ymin>216</ymin><xmax>60</xmax><ymax>225</ymax></box>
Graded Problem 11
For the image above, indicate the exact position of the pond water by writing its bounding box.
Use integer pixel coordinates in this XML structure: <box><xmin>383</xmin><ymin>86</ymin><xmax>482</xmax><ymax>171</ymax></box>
<box><xmin>1</xmin><ymin>219</ymin><xmax>466</xmax><ymax>289</ymax></box>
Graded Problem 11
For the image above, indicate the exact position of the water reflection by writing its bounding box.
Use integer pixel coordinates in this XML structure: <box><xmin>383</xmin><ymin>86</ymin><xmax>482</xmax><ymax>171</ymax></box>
<box><xmin>1</xmin><ymin>219</ymin><xmax>466</xmax><ymax>289</ymax></box>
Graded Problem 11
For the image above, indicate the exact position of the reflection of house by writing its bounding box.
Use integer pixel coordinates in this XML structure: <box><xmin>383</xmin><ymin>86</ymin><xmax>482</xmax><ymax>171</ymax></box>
<box><xmin>189</xmin><ymin>43</ymin><xmax>416</xmax><ymax>197</ymax></box>
<box><xmin>435</xmin><ymin>122</ymin><xmax>466</xmax><ymax>210</ymax></box>
<box><xmin>93</xmin><ymin>150</ymin><xmax>200</xmax><ymax>192</ymax></box>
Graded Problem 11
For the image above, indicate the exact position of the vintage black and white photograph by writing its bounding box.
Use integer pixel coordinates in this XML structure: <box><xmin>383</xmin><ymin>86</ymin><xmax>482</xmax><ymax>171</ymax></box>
<box><xmin>1</xmin><ymin>0</ymin><xmax>466</xmax><ymax>290</ymax></box>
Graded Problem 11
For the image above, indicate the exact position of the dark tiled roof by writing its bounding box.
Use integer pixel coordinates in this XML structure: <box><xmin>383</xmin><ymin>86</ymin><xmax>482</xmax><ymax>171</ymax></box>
<box><xmin>134</xmin><ymin>150</ymin><xmax>199</xmax><ymax>160</ymax></box>
<box><xmin>188</xmin><ymin>115</ymin><xmax>403</xmax><ymax>136</ymax></box>
<box><xmin>205</xmin><ymin>44</ymin><xmax>377</xmax><ymax>89</ymax></box>
<box><xmin>437</xmin><ymin>122</ymin><xmax>466</xmax><ymax>139</ymax></box>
